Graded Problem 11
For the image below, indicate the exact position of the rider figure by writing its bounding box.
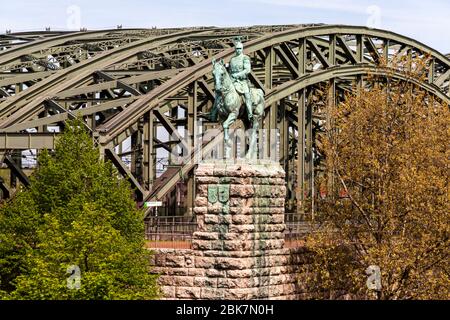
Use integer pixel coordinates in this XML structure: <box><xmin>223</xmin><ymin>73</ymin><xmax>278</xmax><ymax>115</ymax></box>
<box><xmin>229</xmin><ymin>40</ymin><xmax>253</xmax><ymax>122</ymax></box>
<box><xmin>209</xmin><ymin>40</ymin><xmax>253</xmax><ymax>122</ymax></box>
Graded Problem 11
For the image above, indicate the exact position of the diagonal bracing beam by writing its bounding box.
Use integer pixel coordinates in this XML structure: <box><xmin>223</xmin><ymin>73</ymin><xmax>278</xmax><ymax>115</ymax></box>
<box><xmin>3</xmin><ymin>154</ymin><xmax>30</xmax><ymax>186</ymax></box>
<box><xmin>104</xmin><ymin>148</ymin><xmax>146</xmax><ymax>200</ymax></box>
<box><xmin>95</xmin><ymin>71</ymin><xmax>142</xmax><ymax>96</ymax></box>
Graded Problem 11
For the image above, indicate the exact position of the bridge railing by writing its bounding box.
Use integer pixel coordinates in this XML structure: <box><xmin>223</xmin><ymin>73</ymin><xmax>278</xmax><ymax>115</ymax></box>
<box><xmin>144</xmin><ymin>213</ymin><xmax>312</xmax><ymax>249</ymax></box>
<box><xmin>145</xmin><ymin>215</ymin><xmax>197</xmax><ymax>249</ymax></box>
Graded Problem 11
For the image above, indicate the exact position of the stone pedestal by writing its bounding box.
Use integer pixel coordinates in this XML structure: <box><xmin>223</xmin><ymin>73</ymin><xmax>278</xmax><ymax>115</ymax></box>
<box><xmin>191</xmin><ymin>161</ymin><xmax>288</xmax><ymax>299</ymax></box>
<box><xmin>151</xmin><ymin>161</ymin><xmax>307</xmax><ymax>300</ymax></box>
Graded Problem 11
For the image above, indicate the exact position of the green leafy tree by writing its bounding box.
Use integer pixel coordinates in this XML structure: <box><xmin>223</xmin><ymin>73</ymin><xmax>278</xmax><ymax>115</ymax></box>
<box><xmin>0</xmin><ymin>120</ymin><xmax>159</xmax><ymax>299</ymax></box>
<box><xmin>0</xmin><ymin>192</ymin><xmax>40</xmax><ymax>295</ymax></box>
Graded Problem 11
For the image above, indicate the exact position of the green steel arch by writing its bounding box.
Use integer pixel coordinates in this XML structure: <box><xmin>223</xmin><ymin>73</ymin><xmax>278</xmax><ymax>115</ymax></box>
<box><xmin>0</xmin><ymin>24</ymin><xmax>448</xmax><ymax>215</ymax></box>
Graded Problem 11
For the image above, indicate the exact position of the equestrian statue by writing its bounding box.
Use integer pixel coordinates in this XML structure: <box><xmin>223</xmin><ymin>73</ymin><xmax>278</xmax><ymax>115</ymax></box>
<box><xmin>210</xmin><ymin>39</ymin><xmax>265</xmax><ymax>159</ymax></box>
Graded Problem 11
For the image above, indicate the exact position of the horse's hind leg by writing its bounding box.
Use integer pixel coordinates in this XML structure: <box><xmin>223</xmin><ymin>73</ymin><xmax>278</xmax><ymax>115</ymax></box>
<box><xmin>246</xmin><ymin>90</ymin><xmax>265</xmax><ymax>160</ymax></box>
<box><xmin>223</xmin><ymin>112</ymin><xmax>237</xmax><ymax>159</ymax></box>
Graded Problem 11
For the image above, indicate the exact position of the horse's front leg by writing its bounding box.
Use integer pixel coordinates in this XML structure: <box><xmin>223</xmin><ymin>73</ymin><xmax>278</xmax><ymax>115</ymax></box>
<box><xmin>246</xmin><ymin>117</ymin><xmax>259</xmax><ymax>161</ymax></box>
<box><xmin>223</xmin><ymin>112</ymin><xmax>237</xmax><ymax>159</ymax></box>
<box><xmin>209</xmin><ymin>92</ymin><xmax>221</xmax><ymax>122</ymax></box>
<box><xmin>246</xmin><ymin>94</ymin><xmax>264</xmax><ymax>161</ymax></box>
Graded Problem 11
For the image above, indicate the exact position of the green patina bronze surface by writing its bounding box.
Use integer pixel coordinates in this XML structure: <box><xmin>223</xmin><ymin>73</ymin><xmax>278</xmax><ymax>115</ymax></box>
<box><xmin>208</xmin><ymin>185</ymin><xmax>218</xmax><ymax>204</ymax></box>
<box><xmin>211</xmin><ymin>39</ymin><xmax>265</xmax><ymax>160</ymax></box>
<box><xmin>208</xmin><ymin>184</ymin><xmax>230</xmax><ymax>205</ymax></box>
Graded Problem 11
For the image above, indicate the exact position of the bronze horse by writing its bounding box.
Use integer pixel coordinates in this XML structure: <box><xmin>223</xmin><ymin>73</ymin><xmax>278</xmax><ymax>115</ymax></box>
<box><xmin>211</xmin><ymin>59</ymin><xmax>265</xmax><ymax>159</ymax></box>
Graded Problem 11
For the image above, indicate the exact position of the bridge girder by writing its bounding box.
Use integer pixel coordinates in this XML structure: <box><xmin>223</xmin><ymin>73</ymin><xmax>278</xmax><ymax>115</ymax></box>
<box><xmin>0</xmin><ymin>24</ymin><xmax>448</xmax><ymax>215</ymax></box>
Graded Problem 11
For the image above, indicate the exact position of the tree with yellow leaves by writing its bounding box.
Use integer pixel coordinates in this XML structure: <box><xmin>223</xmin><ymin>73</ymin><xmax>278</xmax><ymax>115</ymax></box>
<box><xmin>303</xmin><ymin>59</ymin><xmax>449</xmax><ymax>300</ymax></box>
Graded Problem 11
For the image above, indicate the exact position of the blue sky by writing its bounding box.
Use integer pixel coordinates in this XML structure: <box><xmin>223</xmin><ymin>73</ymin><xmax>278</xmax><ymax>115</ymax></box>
<box><xmin>1</xmin><ymin>0</ymin><xmax>449</xmax><ymax>53</ymax></box>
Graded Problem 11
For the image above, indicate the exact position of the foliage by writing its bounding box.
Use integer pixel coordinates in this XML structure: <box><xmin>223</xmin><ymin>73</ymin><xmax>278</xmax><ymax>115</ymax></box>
<box><xmin>0</xmin><ymin>119</ymin><xmax>159</xmax><ymax>299</ymax></box>
<box><xmin>303</xmin><ymin>59</ymin><xmax>449</xmax><ymax>299</ymax></box>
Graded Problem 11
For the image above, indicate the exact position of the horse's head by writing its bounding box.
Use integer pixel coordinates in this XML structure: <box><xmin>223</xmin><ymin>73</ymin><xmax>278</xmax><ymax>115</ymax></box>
<box><xmin>212</xmin><ymin>58</ymin><xmax>226</xmax><ymax>92</ymax></box>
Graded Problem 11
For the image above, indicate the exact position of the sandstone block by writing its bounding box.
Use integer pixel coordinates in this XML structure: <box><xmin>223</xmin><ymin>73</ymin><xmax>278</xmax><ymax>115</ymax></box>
<box><xmin>188</xmin><ymin>268</ymin><xmax>205</xmax><ymax>277</ymax></box>
<box><xmin>176</xmin><ymin>287</ymin><xmax>201</xmax><ymax>299</ymax></box>
<box><xmin>198</xmin><ymin>239</ymin><xmax>226</xmax><ymax>251</ymax></box>
<box><xmin>217</xmin><ymin>278</ymin><xmax>241</xmax><ymax>289</ymax></box>
<box><xmin>157</xmin><ymin>275</ymin><xmax>172</xmax><ymax>286</ymax></box>
<box><xmin>229</xmin><ymin>197</ymin><xmax>245</xmax><ymax>207</ymax></box>
<box><xmin>230</xmin><ymin>185</ymin><xmax>255</xmax><ymax>198</ymax></box>
<box><xmin>164</xmin><ymin>255</ymin><xmax>185</xmax><ymax>268</ymax></box>
<box><xmin>168</xmin><ymin>276</ymin><xmax>194</xmax><ymax>287</ymax></box>
<box><xmin>185</xmin><ymin>256</ymin><xmax>194</xmax><ymax>268</ymax></box>
<box><xmin>205</xmin><ymin>268</ymin><xmax>226</xmax><ymax>278</ymax></box>
<box><xmin>254</xmin><ymin>224</ymin><xmax>285</xmax><ymax>233</ymax></box>
<box><xmin>228</xmin><ymin>225</ymin><xmax>255</xmax><ymax>233</ymax></box>
<box><xmin>196</xmin><ymin>176</ymin><xmax>220</xmax><ymax>184</ymax></box>
<box><xmin>193</xmin><ymin>232</ymin><xmax>219</xmax><ymax>240</ymax></box>
<box><xmin>160</xmin><ymin>286</ymin><xmax>175</xmax><ymax>299</ymax></box>
<box><xmin>195</xmin><ymin>196</ymin><xmax>207</xmax><ymax>207</ymax></box>
<box><xmin>223</xmin><ymin>240</ymin><xmax>252</xmax><ymax>251</ymax></box>
<box><xmin>193</xmin><ymin>206</ymin><xmax>207</xmax><ymax>215</ymax></box>
<box><xmin>253</xmin><ymin>177</ymin><xmax>285</xmax><ymax>185</ymax></box>
<box><xmin>200</xmin><ymin>222</ymin><xmax>230</xmax><ymax>234</ymax></box>
<box><xmin>221</xmin><ymin>177</ymin><xmax>252</xmax><ymax>185</ymax></box>
<box><xmin>195</xmin><ymin>165</ymin><xmax>215</xmax><ymax>176</ymax></box>
<box><xmin>253</xmin><ymin>185</ymin><xmax>275</xmax><ymax>197</ymax></box>
<box><xmin>207</xmin><ymin>205</ymin><xmax>230</xmax><ymax>215</ymax></box>
<box><xmin>231</xmin><ymin>215</ymin><xmax>253</xmax><ymax>225</ymax></box>
<box><xmin>268</xmin><ymin>275</ymin><xmax>286</xmax><ymax>286</ymax></box>
<box><xmin>252</xmin><ymin>207</ymin><xmax>284</xmax><ymax>214</ymax></box>
<box><xmin>201</xmin><ymin>288</ymin><xmax>225</xmax><ymax>299</ymax></box>
<box><xmin>223</xmin><ymin>288</ymin><xmax>259</xmax><ymax>300</ymax></box>
<box><xmin>213</xmin><ymin>167</ymin><xmax>227</xmax><ymax>177</ymax></box>
<box><xmin>204</xmin><ymin>214</ymin><xmax>219</xmax><ymax>224</ymax></box>
<box><xmin>215</xmin><ymin>257</ymin><xmax>253</xmax><ymax>270</ymax></box>
<box><xmin>196</xmin><ymin>184</ymin><xmax>208</xmax><ymax>197</ymax></box>
<box><xmin>268</xmin><ymin>255</ymin><xmax>288</xmax><ymax>266</ymax></box>
<box><xmin>194</xmin><ymin>276</ymin><xmax>218</xmax><ymax>287</ymax></box>
<box><xmin>154</xmin><ymin>253</ymin><xmax>166</xmax><ymax>267</ymax></box>
<box><xmin>195</xmin><ymin>256</ymin><xmax>214</xmax><ymax>269</ymax></box>
<box><xmin>171</xmin><ymin>268</ymin><xmax>190</xmax><ymax>276</ymax></box>
<box><xmin>221</xmin><ymin>232</ymin><xmax>249</xmax><ymax>241</ymax></box>
<box><xmin>226</xmin><ymin>269</ymin><xmax>253</xmax><ymax>278</ymax></box>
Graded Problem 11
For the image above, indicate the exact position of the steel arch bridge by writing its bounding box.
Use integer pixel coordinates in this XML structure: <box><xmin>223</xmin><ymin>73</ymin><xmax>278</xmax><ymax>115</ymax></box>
<box><xmin>0</xmin><ymin>24</ymin><xmax>449</xmax><ymax>216</ymax></box>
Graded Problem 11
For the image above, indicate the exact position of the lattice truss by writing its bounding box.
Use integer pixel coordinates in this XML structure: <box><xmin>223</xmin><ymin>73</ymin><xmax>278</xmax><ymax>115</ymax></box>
<box><xmin>0</xmin><ymin>25</ymin><xmax>448</xmax><ymax>215</ymax></box>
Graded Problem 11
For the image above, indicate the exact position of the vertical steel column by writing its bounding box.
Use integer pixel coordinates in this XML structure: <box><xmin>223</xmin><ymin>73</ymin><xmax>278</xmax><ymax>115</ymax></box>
<box><xmin>186</xmin><ymin>81</ymin><xmax>197</xmax><ymax>214</ymax></box>
<box><xmin>143</xmin><ymin>110</ymin><xmax>155</xmax><ymax>191</ymax></box>
<box><xmin>428</xmin><ymin>58</ymin><xmax>435</xmax><ymax>84</ymax></box>
<box><xmin>357</xmin><ymin>35</ymin><xmax>364</xmax><ymax>62</ymax></box>
<box><xmin>133</xmin><ymin>115</ymin><xmax>144</xmax><ymax>192</ymax></box>
<box><xmin>328</xmin><ymin>32</ymin><xmax>337</xmax><ymax>200</ymax></box>
<box><xmin>305</xmin><ymin>89</ymin><xmax>314</xmax><ymax>217</ymax></box>
<box><xmin>279</xmin><ymin>98</ymin><xmax>293</xmax><ymax>209</ymax></box>
<box><xmin>11</xmin><ymin>83</ymin><xmax>23</xmax><ymax>188</ymax></box>
<box><xmin>169</xmin><ymin>105</ymin><xmax>178</xmax><ymax>165</ymax></box>
<box><xmin>86</xmin><ymin>98</ymin><xmax>95</xmax><ymax>131</ymax></box>
<box><xmin>36</xmin><ymin>109</ymin><xmax>48</xmax><ymax>160</ymax></box>
<box><xmin>298</xmin><ymin>38</ymin><xmax>306</xmax><ymax>75</ymax></box>
<box><xmin>296</xmin><ymin>89</ymin><xmax>306</xmax><ymax>213</ymax></box>
<box><xmin>383</xmin><ymin>39</ymin><xmax>390</xmax><ymax>64</ymax></box>
<box><xmin>264</xmin><ymin>46</ymin><xmax>274</xmax><ymax>160</ymax></box>
<box><xmin>329</xmin><ymin>34</ymin><xmax>336</xmax><ymax>66</ymax></box>
<box><xmin>327</xmin><ymin>79</ymin><xmax>336</xmax><ymax>199</ymax></box>
<box><xmin>357</xmin><ymin>35</ymin><xmax>364</xmax><ymax>90</ymax></box>
<box><xmin>280</xmin><ymin>98</ymin><xmax>288</xmax><ymax>170</ymax></box>
<box><xmin>295</xmin><ymin>38</ymin><xmax>307</xmax><ymax>213</ymax></box>
<box><xmin>130</xmin><ymin>132</ymin><xmax>137</xmax><ymax>174</ymax></box>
